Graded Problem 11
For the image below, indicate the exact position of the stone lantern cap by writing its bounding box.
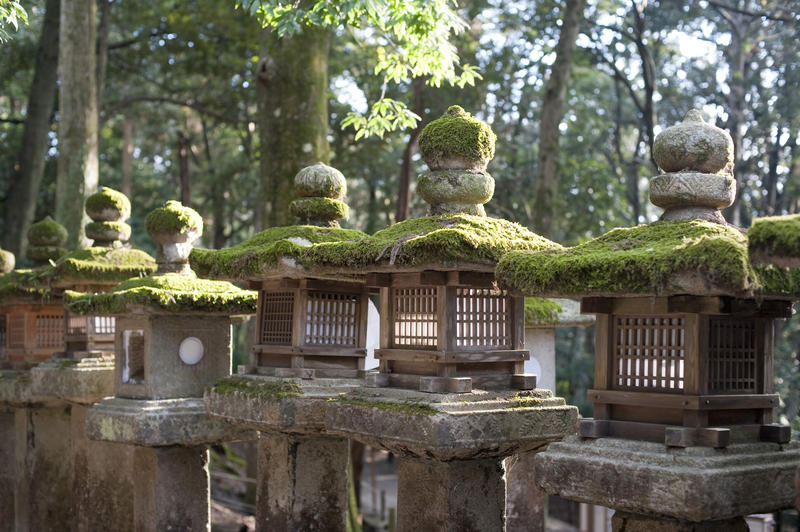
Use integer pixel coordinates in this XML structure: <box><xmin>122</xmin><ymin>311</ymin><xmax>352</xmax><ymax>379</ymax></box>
<box><xmin>145</xmin><ymin>200</ymin><xmax>203</xmax><ymax>274</ymax></box>
<box><xmin>26</xmin><ymin>216</ymin><xmax>68</xmax><ymax>266</ymax></box>
<box><xmin>84</xmin><ymin>186</ymin><xmax>132</xmax><ymax>247</ymax></box>
<box><xmin>289</xmin><ymin>162</ymin><xmax>350</xmax><ymax>227</ymax></box>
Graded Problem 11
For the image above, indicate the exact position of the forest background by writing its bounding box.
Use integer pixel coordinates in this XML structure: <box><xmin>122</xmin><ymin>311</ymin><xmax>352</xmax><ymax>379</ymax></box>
<box><xmin>1</xmin><ymin>0</ymin><xmax>799</xmax><ymax>427</ymax></box>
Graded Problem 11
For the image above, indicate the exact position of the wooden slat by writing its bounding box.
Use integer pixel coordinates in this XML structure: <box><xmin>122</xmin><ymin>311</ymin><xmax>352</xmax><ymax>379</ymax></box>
<box><xmin>759</xmin><ymin>423</ymin><xmax>791</xmax><ymax>443</ymax></box>
<box><xmin>511</xmin><ymin>296</ymin><xmax>525</xmax><ymax>350</ymax></box>
<box><xmin>375</xmin><ymin>349</ymin><xmax>442</xmax><ymax>362</ymax></box>
<box><xmin>379</xmin><ymin>287</ymin><xmax>391</xmax><ymax>349</ymax></box>
<box><xmin>303</xmin><ymin>279</ymin><xmax>364</xmax><ymax>292</ymax></box>
<box><xmin>684</xmin><ymin>313</ymin><xmax>701</xmax><ymax>394</ymax></box>
<box><xmin>593</xmin><ymin>314</ymin><xmax>611</xmax><ymax>390</ymax></box>
<box><xmin>449</xmin><ymin>271</ymin><xmax>496</xmax><ymax>288</ymax></box>
<box><xmin>440</xmin><ymin>286</ymin><xmax>453</xmax><ymax>351</ymax></box>
<box><xmin>260</xmin><ymin>278</ymin><xmax>300</xmax><ymax>290</ymax></box>
<box><xmin>667</xmin><ymin>296</ymin><xmax>723</xmax><ymax>314</ymax></box>
<box><xmin>252</xmin><ymin>344</ymin><xmax>367</xmax><ymax>357</ymax></box>
<box><xmin>443</xmin><ymin>350</ymin><xmax>528</xmax><ymax>363</ymax></box>
<box><xmin>366</xmin><ymin>273</ymin><xmax>392</xmax><ymax>287</ymax></box>
<box><xmin>589</xmin><ymin>389</ymin><xmax>779</xmax><ymax>411</ymax></box>
<box><xmin>665</xmin><ymin>427</ymin><xmax>730</xmax><ymax>448</ymax></box>
<box><xmin>581</xmin><ymin>298</ymin><xmax>613</xmax><ymax>314</ymax></box>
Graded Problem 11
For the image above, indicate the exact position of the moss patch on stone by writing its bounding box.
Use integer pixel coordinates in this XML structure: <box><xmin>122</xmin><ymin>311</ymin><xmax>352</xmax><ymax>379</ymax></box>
<box><xmin>46</xmin><ymin>246</ymin><xmax>156</xmax><ymax>286</ymax></box>
<box><xmin>85</xmin><ymin>187</ymin><xmax>131</xmax><ymax>220</ymax></box>
<box><xmin>145</xmin><ymin>200</ymin><xmax>203</xmax><ymax>235</ymax></box>
<box><xmin>64</xmin><ymin>273</ymin><xmax>256</xmax><ymax>315</ymax></box>
<box><xmin>289</xmin><ymin>197</ymin><xmax>349</xmax><ymax>221</ymax></box>
<box><xmin>307</xmin><ymin>214</ymin><xmax>561</xmax><ymax>271</ymax></box>
<box><xmin>211</xmin><ymin>377</ymin><xmax>302</xmax><ymax>400</ymax></box>
<box><xmin>85</xmin><ymin>221</ymin><xmax>131</xmax><ymax>242</ymax></box>
<box><xmin>26</xmin><ymin>245</ymin><xmax>67</xmax><ymax>263</ymax></box>
<box><xmin>497</xmin><ymin>220</ymin><xmax>760</xmax><ymax>297</ymax></box>
<box><xmin>524</xmin><ymin>298</ymin><xmax>563</xmax><ymax>326</ymax></box>
<box><xmin>506</xmin><ymin>392</ymin><xmax>543</xmax><ymax>409</ymax></box>
<box><xmin>748</xmin><ymin>214</ymin><xmax>800</xmax><ymax>260</ymax></box>
<box><xmin>752</xmin><ymin>264</ymin><xmax>800</xmax><ymax>298</ymax></box>
<box><xmin>333</xmin><ymin>395</ymin><xmax>438</xmax><ymax>416</ymax></box>
<box><xmin>27</xmin><ymin>216</ymin><xmax>68</xmax><ymax>246</ymax></box>
<box><xmin>189</xmin><ymin>225</ymin><xmax>366</xmax><ymax>280</ymax></box>
<box><xmin>0</xmin><ymin>269</ymin><xmax>53</xmax><ymax>303</ymax></box>
<box><xmin>418</xmin><ymin>105</ymin><xmax>496</xmax><ymax>166</ymax></box>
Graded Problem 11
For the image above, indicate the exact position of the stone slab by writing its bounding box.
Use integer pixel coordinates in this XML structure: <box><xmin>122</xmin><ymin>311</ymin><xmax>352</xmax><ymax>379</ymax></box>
<box><xmin>326</xmin><ymin>387</ymin><xmax>578</xmax><ymax>460</ymax></box>
<box><xmin>534</xmin><ymin>436</ymin><xmax>800</xmax><ymax>521</ymax></box>
<box><xmin>87</xmin><ymin>396</ymin><xmax>254</xmax><ymax>446</ymax></box>
<box><xmin>0</xmin><ymin>370</ymin><xmax>56</xmax><ymax>408</ymax></box>
<box><xmin>30</xmin><ymin>355</ymin><xmax>114</xmax><ymax>405</ymax></box>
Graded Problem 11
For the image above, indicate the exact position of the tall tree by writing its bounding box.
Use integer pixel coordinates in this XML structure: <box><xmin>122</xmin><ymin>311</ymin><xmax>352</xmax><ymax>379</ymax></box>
<box><xmin>3</xmin><ymin>0</ymin><xmax>59</xmax><ymax>257</ymax></box>
<box><xmin>56</xmin><ymin>0</ymin><xmax>98</xmax><ymax>248</ymax></box>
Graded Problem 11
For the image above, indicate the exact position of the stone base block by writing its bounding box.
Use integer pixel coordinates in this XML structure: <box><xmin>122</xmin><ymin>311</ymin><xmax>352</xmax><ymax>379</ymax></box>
<box><xmin>397</xmin><ymin>457</ymin><xmax>504</xmax><ymax>532</ymax></box>
<box><xmin>611</xmin><ymin>511</ymin><xmax>748</xmax><ymax>532</ymax></box>
<box><xmin>504</xmin><ymin>451</ymin><xmax>546</xmax><ymax>532</ymax></box>
<box><xmin>534</xmin><ymin>436</ymin><xmax>800</xmax><ymax>521</ymax></box>
<box><xmin>87</xmin><ymin>396</ymin><xmax>253</xmax><ymax>446</ymax></box>
<box><xmin>30</xmin><ymin>355</ymin><xmax>114</xmax><ymax>405</ymax></box>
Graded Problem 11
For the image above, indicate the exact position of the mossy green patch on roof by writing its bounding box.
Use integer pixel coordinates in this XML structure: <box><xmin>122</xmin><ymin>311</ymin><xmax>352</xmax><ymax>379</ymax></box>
<box><xmin>145</xmin><ymin>200</ymin><xmax>203</xmax><ymax>235</ymax></box>
<box><xmin>306</xmin><ymin>214</ymin><xmax>561</xmax><ymax>271</ymax></box>
<box><xmin>289</xmin><ymin>197</ymin><xmax>349</xmax><ymax>221</ymax></box>
<box><xmin>748</xmin><ymin>214</ymin><xmax>800</xmax><ymax>261</ymax></box>
<box><xmin>332</xmin><ymin>395</ymin><xmax>438</xmax><ymax>416</ymax></box>
<box><xmin>497</xmin><ymin>220</ymin><xmax>761</xmax><ymax>297</ymax></box>
<box><xmin>45</xmin><ymin>246</ymin><xmax>156</xmax><ymax>286</ymax></box>
<box><xmin>211</xmin><ymin>377</ymin><xmax>302</xmax><ymax>400</ymax></box>
<box><xmin>0</xmin><ymin>269</ymin><xmax>54</xmax><ymax>303</ymax></box>
<box><xmin>27</xmin><ymin>216</ymin><xmax>68</xmax><ymax>246</ymax></box>
<box><xmin>189</xmin><ymin>225</ymin><xmax>366</xmax><ymax>280</ymax></box>
<box><xmin>64</xmin><ymin>273</ymin><xmax>256</xmax><ymax>315</ymax></box>
<box><xmin>524</xmin><ymin>298</ymin><xmax>563</xmax><ymax>326</ymax></box>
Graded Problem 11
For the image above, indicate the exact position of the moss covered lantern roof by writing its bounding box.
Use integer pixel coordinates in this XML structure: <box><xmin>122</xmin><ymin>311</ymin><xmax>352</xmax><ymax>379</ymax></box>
<box><xmin>497</xmin><ymin>219</ymin><xmax>800</xmax><ymax>300</ymax></box>
<box><xmin>64</xmin><ymin>273</ymin><xmax>257</xmax><ymax>316</ymax></box>
<box><xmin>748</xmin><ymin>213</ymin><xmax>800</xmax><ymax>268</ymax></box>
<box><xmin>0</xmin><ymin>269</ymin><xmax>55</xmax><ymax>305</ymax></box>
<box><xmin>41</xmin><ymin>246</ymin><xmax>156</xmax><ymax>289</ymax></box>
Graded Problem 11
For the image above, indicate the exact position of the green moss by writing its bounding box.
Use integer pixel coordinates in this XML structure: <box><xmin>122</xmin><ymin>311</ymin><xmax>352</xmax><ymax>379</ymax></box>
<box><xmin>524</xmin><ymin>298</ymin><xmax>562</xmax><ymax>326</ymax></box>
<box><xmin>27</xmin><ymin>216</ymin><xmax>68</xmax><ymax>246</ymax></box>
<box><xmin>307</xmin><ymin>214</ymin><xmax>561</xmax><ymax>271</ymax></box>
<box><xmin>85</xmin><ymin>221</ymin><xmax>132</xmax><ymax>242</ymax></box>
<box><xmin>753</xmin><ymin>264</ymin><xmax>800</xmax><ymax>297</ymax></box>
<box><xmin>84</xmin><ymin>187</ymin><xmax>131</xmax><ymax>220</ymax></box>
<box><xmin>211</xmin><ymin>377</ymin><xmax>302</xmax><ymax>400</ymax></box>
<box><xmin>289</xmin><ymin>197</ymin><xmax>349</xmax><ymax>222</ymax></box>
<box><xmin>332</xmin><ymin>395</ymin><xmax>438</xmax><ymax>416</ymax></box>
<box><xmin>418</xmin><ymin>105</ymin><xmax>496</xmax><ymax>166</ymax></box>
<box><xmin>189</xmin><ymin>225</ymin><xmax>366</xmax><ymax>280</ymax></box>
<box><xmin>506</xmin><ymin>392</ymin><xmax>543</xmax><ymax>409</ymax></box>
<box><xmin>64</xmin><ymin>272</ymin><xmax>256</xmax><ymax>315</ymax></box>
<box><xmin>26</xmin><ymin>245</ymin><xmax>67</xmax><ymax>263</ymax></box>
<box><xmin>58</xmin><ymin>359</ymin><xmax>80</xmax><ymax>369</ymax></box>
<box><xmin>748</xmin><ymin>214</ymin><xmax>800</xmax><ymax>259</ymax></box>
<box><xmin>46</xmin><ymin>246</ymin><xmax>156</xmax><ymax>286</ymax></box>
<box><xmin>497</xmin><ymin>220</ymin><xmax>758</xmax><ymax>297</ymax></box>
<box><xmin>0</xmin><ymin>269</ymin><xmax>53</xmax><ymax>303</ymax></box>
<box><xmin>145</xmin><ymin>200</ymin><xmax>203</xmax><ymax>235</ymax></box>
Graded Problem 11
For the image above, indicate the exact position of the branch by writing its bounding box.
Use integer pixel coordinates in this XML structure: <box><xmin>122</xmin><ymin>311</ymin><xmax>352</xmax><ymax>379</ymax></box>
<box><xmin>108</xmin><ymin>26</ymin><xmax>169</xmax><ymax>50</ymax></box>
<box><xmin>101</xmin><ymin>96</ymin><xmax>240</xmax><ymax>125</ymax></box>
<box><xmin>706</xmin><ymin>0</ymin><xmax>796</xmax><ymax>23</ymax></box>
<box><xmin>0</xmin><ymin>117</ymin><xmax>24</xmax><ymax>124</ymax></box>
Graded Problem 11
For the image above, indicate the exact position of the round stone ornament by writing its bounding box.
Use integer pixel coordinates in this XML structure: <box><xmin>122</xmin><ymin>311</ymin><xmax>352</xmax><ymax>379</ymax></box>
<box><xmin>653</xmin><ymin>110</ymin><xmax>733</xmax><ymax>174</ymax></box>
<box><xmin>418</xmin><ymin>105</ymin><xmax>496</xmax><ymax>171</ymax></box>
<box><xmin>294</xmin><ymin>162</ymin><xmax>347</xmax><ymax>199</ymax></box>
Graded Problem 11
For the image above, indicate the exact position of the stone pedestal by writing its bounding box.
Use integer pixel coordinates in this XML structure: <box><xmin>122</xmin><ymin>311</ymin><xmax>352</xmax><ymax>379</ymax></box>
<box><xmin>257</xmin><ymin>434</ymin><xmax>349</xmax><ymax>531</ymax></box>
<box><xmin>397</xmin><ymin>457</ymin><xmax>505</xmax><ymax>532</ymax></box>
<box><xmin>133</xmin><ymin>446</ymin><xmax>210</xmax><ymax>532</ymax></box>
<box><xmin>504</xmin><ymin>451</ymin><xmax>547</xmax><ymax>532</ymax></box>
<box><xmin>0</xmin><ymin>409</ymin><xmax>15</xmax><ymax>527</ymax></box>
<box><xmin>611</xmin><ymin>511</ymin><xmax>748</xmax><ymax>532</ymax></box>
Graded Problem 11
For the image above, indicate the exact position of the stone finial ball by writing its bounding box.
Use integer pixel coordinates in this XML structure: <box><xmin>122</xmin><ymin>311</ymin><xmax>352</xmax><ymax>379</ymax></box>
<box><xmin>27</xmin><ymin>216</ymin><xmax>68</xmax><ymax>247</ymax></box>
<box><xmin>294</xmin><ymin>162</ymin><xmax>347</xmax><ymax>199</ymax></box>
<box><xmin>653</xmin><ymin>110</ymin><xmax>734</xmax><ymax>174</ymax></box>
<box><xmin>85</xmin><ymin>186</ymin><xmax>131</xmax><ymax>222</ymax></box>
<box><xmin>145</xmin><ymin>200</ymin><xmax>203</xmax><ymax>242</ymax></box>
<box><xmin>0</xmin><ymin>248</ymin><xmax>15</xmax><ymax>274</ymax></box>
<box><xmin>418</xmin><ymin>105</ymin><xmax>497</xmax><ymax>171</ymax></box>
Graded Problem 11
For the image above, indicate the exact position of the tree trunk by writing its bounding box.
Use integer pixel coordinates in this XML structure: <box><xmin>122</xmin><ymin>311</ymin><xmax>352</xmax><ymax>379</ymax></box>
<box><xmin>96</xmin><ymin>0</ymin><xmax>110</xmax><ymax>110</ymax></box>
<box><xmin>395</xmin><ymin>79</ymin><xmax>425</xmax><ymax>222</ymax></box>
<box><xmin>3</xmin><ymin>0</ymin><xmax>60</xmax><ymax>257</ymax></box>
<box><xmin>532</xmin><ymin>0</ymin><xmax>584</xmax><ymax>237</ymax></box>
<box><xmin>56</xmin><ymin>0</ymin><xmax>98</xmax><ymax>249</ymax></box>
<box><xmin>258</xmin><ymin>23</ymin><xmax>330</xmax><ymax>228</ymax></box>
<box><xmin>177</xmin><ymin>130</ymin><xmax>191</xmax><ymax>206</ymax></box>
<box><xmin>120</xmin><ymin>117</ymin><xmax>132</xmax><ymax>198</ymax></box>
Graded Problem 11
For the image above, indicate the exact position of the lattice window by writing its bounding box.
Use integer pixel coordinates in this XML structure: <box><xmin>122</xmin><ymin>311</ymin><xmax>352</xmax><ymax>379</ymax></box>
<box><xmin>613</xmin><ymin>316</ymin><xmax>685</xmax><ymax>392</ymax></box>
<box><xmin>122</xmin><ymin>329</ymin><xmax>145</xmax><ymax>384</ymax></box>
<box><xmin>259</xmin><ymin>291</ymin><xmax>294</xmax><ymax>345</ymax></box>
<box><xmin>707</xmin><ymin>318</ymin><xmax>758</xmax><ymax>393</ymax></box>
<box><xmin>89</xmin><ymin>316</ymin><xmax>115</xmax><ymax>335</ymax></box>
<box><xmin>8</xmin><ymin>314</ymin><xmax>25</xmax><ymax>349</ymax></box>
<box><xmin>392</xmin><ymin>288</ymin><xmax>438</xmax><ymax>348</ymax></box>
<box><xmin>0</xmin><ymin>315</ymin><xmax>6</xmax><ymax>359</ymax></box>
<box><xmin>455</xmin><ymin>288</ymin><xmax>512</xmax><ymax>348</ymax></box>
<box><xmin>67</xmin><ymin>314</ymin><xmax>88</xmax><ymax>336</ymax></box>
<box><xmin>305</xmin><ymin>291</ymin><xmax>361</xmax><ymax>346</ymax></box>
<box><xmin>35</xmin><ymin>314</ymin><xmax>63</xmax><ymax>348</ymax></box>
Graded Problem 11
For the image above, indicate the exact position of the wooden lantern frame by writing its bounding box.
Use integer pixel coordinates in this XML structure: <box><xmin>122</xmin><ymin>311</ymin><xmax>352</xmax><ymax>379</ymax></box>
<box><xmin>580</xmin><ymin>295</ymin><xmax>791</xmax><ymax>447</ymax></box>
<box><xmin>367</xmin><ymin>270</ymin><xmax>533</xmax><ymax>393</ymax></box>
<box><xmin>0</xmin><ymin>302</ymin><xmax>65</xmax><ymax>366</ymax></box>
<box><xmin>249</xmin><ymin>278</ymin><xmax>370</xmax><ymax>379</ymax></box>
<box><xmin>63</xmin><ymin>310</ymin><xmax>115</xmax><ymax>355</ymax></box>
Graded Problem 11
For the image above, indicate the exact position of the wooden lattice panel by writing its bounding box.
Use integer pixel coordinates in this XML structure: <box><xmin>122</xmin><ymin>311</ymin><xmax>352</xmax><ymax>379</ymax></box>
<box><xmin>35</xmin><ymin>314</ymin><xmax>63</xmax><ymax>348</ymax></box>
<box><xmin>707</xmin><ymin>317</ymin><xmax>758</xmax><ymax>393</ymax></box>
<box><xmin>612</xmin><ymin>316</ymin><xmax>685</xmax><ymax>392</ymax></box>
<box><xmin>67</xmin><ymin>314</ymin><xmax>88</xmax><ymax>336</ymax></box>
<box><xmin>392</xmin><ymin>287</ymin><xmax>438</xmax><ymax>348</ymax></box>
<box><xmin>259</xmin><ymin>291</ymin><xmax>294</xmax><ymax>345</ymax></box>
<box><xmin>305</xmin><ymin>291</ymin><xmax>361</xmax><ymax>346</ymax></box>
<box><xmin>8</xmin><ymin>314</ymin><xmax>25</xmax><ymax>349</ymax></box>
<box><xmin>89</xmin><ymin>316</ymin><xmax>115</xmax><ymax>335</ymax></box>
<box><xmin>455</xmin><ymin>288</ymin><xmax>512</xmax><ymax>349</ymax></box>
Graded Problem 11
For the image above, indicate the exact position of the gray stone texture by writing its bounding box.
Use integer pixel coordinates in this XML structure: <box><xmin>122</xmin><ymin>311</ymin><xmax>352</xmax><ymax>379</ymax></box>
<box><xmin>534</xmin><ymin>436</ymin><xmax>800</xmax><ymax>522</ymax></box>
<box><xmin>649</xmin><ymin>173</ymin><xmax>735</xmax><ymax>210</ymax></box>
<box><xmin>133</xmin><ymin>445</ymin><xmax>211</xmax><ymax>532</ymax></box>
<box><xmin>396</xmin><ymin>457</ymin><xmax>505</xmax><ymax>532</ymax></box>
<box><xmin>652</xmin><ymin>110</ymin><xmax>734</xmax><ymax>175</ymax></box>
<box><xmin>505</xmin><ymin>451</ymin><xmax>546</xmax><ymax>532</ymax></box>
<box><xmin>14</xmin><ymin>406</ymin><xmax>73</xmax><ymax>532</ymax></box>
<box><xmin>611</xmin><ymin>512</ymin><xmax>748</xmax><ymax>532</ymax></box>
<box><xmin>30</xmin><ymin>355</ymin><xmax>114</xmax><ymax>404</ymax></box>
<box><xmin>0</xmin><ymin>410</ymin><xmax>14</xmax><ymax>528</ymax></box>
<box><xmin>256</xmin><ymin>434</ymin><xmax>349</xmax><ymax>532</ymax></box>
<box><xmin>70</xmin><ymin>405</ymin><xmax>135</xmax><ymax>532</ymax></box>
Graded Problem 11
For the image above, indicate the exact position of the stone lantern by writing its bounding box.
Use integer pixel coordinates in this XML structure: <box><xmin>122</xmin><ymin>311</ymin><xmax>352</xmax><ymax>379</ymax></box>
<box><xmin>496</xmin><ymin>110</ymin><xmax>800</xmax><ymax>529</ymax></box>
<box><xmin>66</xmin><ymin>200</ymin><xmax>256</xmax><ymax>531</ymax></box>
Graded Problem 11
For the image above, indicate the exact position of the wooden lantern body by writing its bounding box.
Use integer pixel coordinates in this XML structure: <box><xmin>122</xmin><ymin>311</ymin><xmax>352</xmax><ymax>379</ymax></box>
<box><xmin>249</xmin><ymin>278</ymin><xmax>370</xmax><ymax>379</ymax></box>
<box><xmin>368</xmin><ymin>270</ymin><xmax>532</xmax><ymax>393</ymax></box>
<box><xmin>63</xmin><ymin>310</ymin><xmax>115</xmax><ymax>355</ymax></box>
<box><xmin>580</xmin><ymin>295</ymin><xmax>790</xmax><ymax>447</ymax></box>
<box><xmin>0</xmin><ymin>302</ymin><xmax>64</xmax><ymax>366</ymax></box>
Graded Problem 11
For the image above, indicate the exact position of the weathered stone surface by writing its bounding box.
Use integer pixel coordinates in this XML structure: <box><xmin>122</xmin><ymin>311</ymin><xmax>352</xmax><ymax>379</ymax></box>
<box><xmin>87</xmin><ymin>396</ymin><xmax>253</xmax><ymax>446</ymax></box>
<box><xmin>30</xmin><ymin>355</ymin><xmax>114</xmax><ymax>404</ymax></box>
<box><xmin>397</xmin><ymin>456</ymin><xmax>505</xmax><ymax>532</ymax></box>
<box><xmin>649</xmin><ymin>173</ymin><xmax>735</xmax><ymax>210</ymax></box>
<box><xmin>417</xmin><ymin>170</ymin><xmax>495</xmax><ymax>205</ymax></box>
<box><xmin>0</xmin><ymin>410</ymin><xmax>14</xmax><ymax>527</ymax></box>
<box><xmin>325</xmin><ymin>387</ymin><xmax>577</xmax><ymax>460</ymax></box>
<box><xmin>0</xmin><ymin>370</ymin><xmax>54</xmax><ymax>408</ymax></box>
<box><xmin>133</xmin><ymin>446</ymin><xmax>210</xmax><ymax>532</ymax></box>
<box><xmin>0</xmin><ymin>248</ymin><xmax>15</xmax><ymax>274</ymax></box>
<box><xmin>256</xmin><ymin>434</ymin><xmax>348</xmax><ymax>532</ymax></box>
<box><xmin>611</xmin><ymin>512</ymin><xmax>748</xmax><ymax>532</ymax></box>
<box><xmin>653</xmin><ymin>110</ymin><xmax>733</xmax><ymax>175</ymax></box>
<box><xmin>534</xmin><ymin>436</ymin><xmax>800</xmax><ymax>521</ymax></box>
<box><xmin>145</xmin><ymin>201</ymin><xmax>203</xmax><ymax>274</ymax></box>
<box><xmin>294</xmin><ymin>162</ymin><xmax>347</xmax><ymax>199</ymax></box>
<box><xmin>71</xmin><ymin>404</ymin><xmax>135</xmax><ymax>532</ymax></box>
<box><xmin>505</xmin><ymin>451</ymin><xmax>547</xmax><ymax>532</ymax></box>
